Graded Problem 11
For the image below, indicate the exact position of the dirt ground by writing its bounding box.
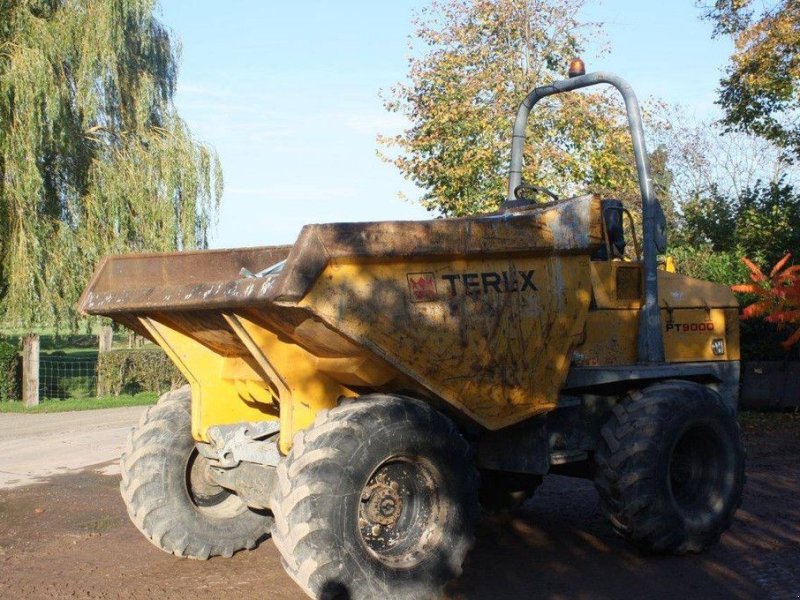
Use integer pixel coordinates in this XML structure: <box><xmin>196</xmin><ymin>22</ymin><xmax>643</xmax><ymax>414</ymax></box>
<box><xmin>0</xmin><ymin>413</ymin><xmax>798</xmax><ymax>600</ymax></box>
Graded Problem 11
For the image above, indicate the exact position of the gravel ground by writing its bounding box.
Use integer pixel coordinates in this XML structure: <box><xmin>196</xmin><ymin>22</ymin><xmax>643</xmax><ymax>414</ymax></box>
<box><xmin>0</xmin><ymin>411</ymin><xmax>797</xmax><ymax>599</ymax></box>
<box><xmin>0</xmin><ymin>407</ymin><xmax>147</xmax><ymax>488</ymax></box>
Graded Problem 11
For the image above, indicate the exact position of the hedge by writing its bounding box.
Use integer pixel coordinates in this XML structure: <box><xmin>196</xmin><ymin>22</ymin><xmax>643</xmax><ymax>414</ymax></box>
<box><xmin>97</xmin><ymin>348</ymin><xmax>185</xmax><ymax>396</ymax></box>
<box><xmin>740</xmin><ymin>318</ymin><xmax>800</xmax><ymax>362</ymax></box>
<box><xmin>0</xmin><ymin>339</ymin><xmax>19</xmax><ymax>401</ymax></box>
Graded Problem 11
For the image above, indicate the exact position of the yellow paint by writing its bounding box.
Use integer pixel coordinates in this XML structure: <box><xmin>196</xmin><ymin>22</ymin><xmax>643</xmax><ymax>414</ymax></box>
<box><xmin>590</xmin><ymin>262</ymin><xmax>738</xmax><ymax>310</ymax></box>
<box><xmin>139</xmin><ymin>317</ymin><xmax>278</xmax><ymax>442</ymax></box>
<box><xmin>662</xmin><ymin>308</ymin><xmax>731</xmax><ymax>361</ymax></box>
<box><xmin>231</xmin><ymin>314</ymin><xmax>356</xmax><ymax>453</ymax></box>
<box><xmin>576</xmin><ymin>307</ymin><xmax>737</xmax><ymax>366</ymax></box>
<box><xmin>576</xmin><ymin>263</ymin><xmax>740</xmax><ymax>365</ymax></box>
<box><xmin>575</xmin><ymin>310</ymin><xmax>639</xmax><ymax>366</ymax></box>
<box><xmin>137</xmin><ymin>248</ymin><xmax>738</xmax><ymax>451</ymax></box>
<box><xmin>301</xmin><ymin>255</ymin><xmax>593</xmax><ymax>430</ymax></box>
<box><xmin>662</xmin><ymin>255</ymin><xmax>677</xmax><ymax>273</ymax></box>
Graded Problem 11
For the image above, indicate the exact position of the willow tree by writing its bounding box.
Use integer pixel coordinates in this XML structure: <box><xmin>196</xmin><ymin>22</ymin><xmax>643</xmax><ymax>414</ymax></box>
<box><xmin>380</xmin><ymin>0</ymin><xmax>669</xmax><ymax>217</ymax></box>
<box><xmin>0</xmin><ymin>0</ymin><xmax>221</xmax><ymax>329</ymax></box>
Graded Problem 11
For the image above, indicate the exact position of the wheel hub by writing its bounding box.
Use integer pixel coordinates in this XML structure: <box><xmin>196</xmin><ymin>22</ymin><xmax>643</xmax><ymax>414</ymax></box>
<box><xmin>363</xmin><ymin>476</ymin><xmax>404</xmax><ymax>526</ymax></box>
<box><xmin>189</xmin><ymin>452</ymin><xmax>223</xmax><ymax>499</ymax></box>
<box><xmin>185</xmin><ymin>449</ymin><xmax>245</xmax><ymax>516</ymax></box>
<box><xmin>357</xmin><ymin>456</ymin><xmax>444</xmax><ymax>568</ymax></box>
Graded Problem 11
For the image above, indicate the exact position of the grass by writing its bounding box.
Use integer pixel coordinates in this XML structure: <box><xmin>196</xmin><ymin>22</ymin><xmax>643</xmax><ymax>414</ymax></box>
<box><xmin>2</xmin><ymin>330</ymin><xmax>100</xmax><ymax>351</ymax></box>
<box><xmin>0</xmin><ymin>329</ymin><xmax>154</xmax><ymax>356</ymax></box>
<box><xmin>42</xmin><ymin>348</ymin><xmax>99</xmax><ymax>359</ymax></box>
<box><xmin>0</xmin><ymin>392</ymin><xmax>158</xmax><ymax>413</ymax></box>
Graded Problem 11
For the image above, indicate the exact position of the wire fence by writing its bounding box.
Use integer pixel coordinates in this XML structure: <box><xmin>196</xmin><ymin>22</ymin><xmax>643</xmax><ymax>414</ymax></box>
<box><xmin>39</xmin><ymin>355</ymin><xmax>98</xmax><ymax>400</ymax></box>
<box><xmin>1</xmin><ymin>329</ymin><xmax>167</xmax><ymax>402</ymax></box>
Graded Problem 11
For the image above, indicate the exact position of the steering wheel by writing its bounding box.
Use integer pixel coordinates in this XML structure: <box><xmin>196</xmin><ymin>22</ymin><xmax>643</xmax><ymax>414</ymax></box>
<box><xmin>514</xmin><ymin>183</ymin><xmax>560</xmax><ymax>203</ymax></box>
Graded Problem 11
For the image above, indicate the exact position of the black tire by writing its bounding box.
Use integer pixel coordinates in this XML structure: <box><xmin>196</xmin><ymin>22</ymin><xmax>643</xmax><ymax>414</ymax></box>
<box><xmin>595</xmin><ymin>381</ymin><xmax>745</xmax><ymax>553</ymax></box>
<box><xmin>270</xmin><ymin>395</ymin><xmax>479</xmax><ymax>600</ymax></box>
<box><xmin>120</xmin><ymin>386</ymin><xmax>272</xmax><ymax>559</ymax></box>
<box><xmin>479</xmin><ymin>470</ymin><xmax>542</xmax><ymax>512</ymax></box>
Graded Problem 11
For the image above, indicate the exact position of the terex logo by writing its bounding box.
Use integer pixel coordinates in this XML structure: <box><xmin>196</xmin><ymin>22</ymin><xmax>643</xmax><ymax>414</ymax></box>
<box><xmin>407</xmin><ymin>272</ymin><xmax>438</xmax><ymax>302</ymax></box>
<box><xmin>406</xmin><ymin>269</ymin><xmax>537</xmax><ymax>302</ymax></box>
<box><xmin>442</xmin><ymin>269</ymin><xmax>537</xmax><ymax>296</ymax></box>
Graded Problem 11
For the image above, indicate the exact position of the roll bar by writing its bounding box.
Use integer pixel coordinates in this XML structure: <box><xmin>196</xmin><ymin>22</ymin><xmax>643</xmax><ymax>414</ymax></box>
<box><xmin>506</xmin><ymin>71</ymin><xmax>665</xmax><ymax>364</ymax></box>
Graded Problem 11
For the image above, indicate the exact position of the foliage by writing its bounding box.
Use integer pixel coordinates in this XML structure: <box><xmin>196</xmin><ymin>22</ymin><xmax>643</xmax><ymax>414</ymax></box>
<box><xmin>732</xmin><ymin>253</ymin><xmax>800</xmax><ymax>349</ymax></box>
<box><xmin>670</xmin><ymin>179</ymin><xmax>800</xmax><ymax>360</ymax></box>
<box><xmin>739</xmin><ymin>317</ymin><xmax>800</xmax><ymax>361</ymax></box>
<box><xmin>674</xmin><ymin>187</ymin><xmax>737</xmax><ymax>253</ymax></box>
<box><xmin>56</xmin><ymin>375</ymin><xmax>94</xmax><ymax>399</ymax></box>
<box><xmin>97</xmin><ymin>347</ymin><xmax>184</xmax><ymax>396</ymax></box>
<box><xmin>0</xmin><ymin>0</ymin><xmax>222</xmax><ymax>330</ymax></box>
<box><xmin>0</xmin><ymin>337</ymin><xmax>19</xmax><ymax>401</ymax></box>
<box><xmin>735</xmin><ymin>181</ymin><xmax>800</xmax><ymax>267</ymax></box>
<box><xmin>702</xmin><ymin>0</ymin><xmax>800</xmax><ymax>159</ymax></box>
<box><xmin>0</xmin><ymin>391</ymin><xmax>157</xmax><ymax>413</ymax></box>
<box><xmin>669</xmin><ymin>245</ymin><xmax>749</xmax><ymax>287</ymax></box>
<box><xmin>672</xmin><ymin>178</ymin><xmax>800</xmax><ymax>269</ymax></box>
<box><xmin>380</xmin><ymin>0</ymin><xmax>668</xmax><ymax>217</ymax></box>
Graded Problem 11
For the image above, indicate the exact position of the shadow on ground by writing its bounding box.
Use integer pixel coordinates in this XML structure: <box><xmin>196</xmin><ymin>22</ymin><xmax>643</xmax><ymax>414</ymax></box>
<box><xmin>0</xmin><ymin>420</ymin><xmax>797</xmax><ymax>599</ymax></box>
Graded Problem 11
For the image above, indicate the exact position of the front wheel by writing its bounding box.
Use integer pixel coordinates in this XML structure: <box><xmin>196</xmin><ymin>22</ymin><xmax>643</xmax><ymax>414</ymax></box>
<box><xmin>594</xmin><ymin>381</ymin><xmax>745</xmax><ymax>553</ymax></box>
<box><xmin>119</xmin><ymin>387</ymin><xmax>273</xmax><ymax>559</ymax></box>
<box><xmin>270</xmin><ymin>395</ymin><xmax>479</xmax><ymax>600</ymax></box>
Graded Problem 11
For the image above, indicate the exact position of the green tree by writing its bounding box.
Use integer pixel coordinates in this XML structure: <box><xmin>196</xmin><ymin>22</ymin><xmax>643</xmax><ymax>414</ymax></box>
<box><xmin>702</xmin><ymin>0</ymin><xmax>800</xmax><ymax>158</ymax></box>
<box><xmin>669</xmin><ymin>244</ymin><xmax>749</xmax><ymax>287</ymax></box>
<box><xmin>654</xmin><ymin>105</ymin><xmax>798</xmax><ymax>274</ymax></box>
<box><xmin>380</xmin><ymin>0</ymin><xmax>661</xmax><ymax>217</ymax></box>
<box><xmin>0</xmin><ymin>0</ymin><xmax>221</xmax><ymax>329</ymax></box>
<box><xmin>673</xmin><ymin>186</ymin><xmax>738</xmax><ymax>252</ymax></box>
<box><xmin>736</xmin><ymin>179</ymin><xmax>800</xmax><ymax>266</ymax></box>
<box><xmin>671</xmin><ymin>179</ymin><xmax>800</xmax><ymax>281</ymax></box>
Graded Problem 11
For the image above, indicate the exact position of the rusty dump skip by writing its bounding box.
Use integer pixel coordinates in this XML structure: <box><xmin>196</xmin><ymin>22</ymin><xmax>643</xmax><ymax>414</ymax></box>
<box><xmin>79</xmin><ymin>245</ymin><xmax>293</xmax><ymax>342</ymax></box>
<box><xmin>80</xmin><ymin>195</ymin><xmax>603</xmax><ymax>443</ymax></box>
<box><xmin>80</xmin><ymin>196</ymin><xmax>601</xmax><ymax>315</ymax></box>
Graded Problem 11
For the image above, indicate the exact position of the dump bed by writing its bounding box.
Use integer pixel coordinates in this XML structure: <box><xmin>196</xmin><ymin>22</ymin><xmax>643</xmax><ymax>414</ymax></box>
<box><xmin>80</xmin><ymin>195</ymin><xmax>603</xmax><ymax>443</ymax></box>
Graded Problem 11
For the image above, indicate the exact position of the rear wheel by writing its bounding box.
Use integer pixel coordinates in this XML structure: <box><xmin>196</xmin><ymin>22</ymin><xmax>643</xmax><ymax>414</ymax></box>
<box><xmin>270</xmin><ymin>395</ymin><xmax>479</xmax><ymax>600</ymax></box>
<box><xmin>119</xmin><ymin>387</ymin><xmax>272</xmax><ymax>559</ymax></box>
<box><xmin>594</xmin><ymin>381</ymin><xmax>745</xmax><ymax>553</ymax></box>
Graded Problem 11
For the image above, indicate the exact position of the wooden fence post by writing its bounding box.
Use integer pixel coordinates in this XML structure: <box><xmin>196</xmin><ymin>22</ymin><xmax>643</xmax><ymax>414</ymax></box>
<box><xmin>98</xmin><ymin>325</ymin><xmax>113</xmax><ymax>353</ymax></box>
<box><xmin>22</xmin><ymin>334</ymin><xmax>39</xmax><ymax>407</ymax></box>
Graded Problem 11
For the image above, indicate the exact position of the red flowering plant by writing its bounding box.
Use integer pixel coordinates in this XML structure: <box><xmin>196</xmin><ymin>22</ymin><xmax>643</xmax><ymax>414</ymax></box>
<box><xmin>731</xmin><ymin>254</ymin><xmax>800</xmax><ymax>349</ymax></box>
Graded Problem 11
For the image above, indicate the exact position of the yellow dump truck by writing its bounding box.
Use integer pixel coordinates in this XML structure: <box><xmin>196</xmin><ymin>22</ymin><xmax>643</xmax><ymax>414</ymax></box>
<box><xmin>80</xmin><ymin>64</ymin><xmax>745</xmax><ymax>600</ymax></box>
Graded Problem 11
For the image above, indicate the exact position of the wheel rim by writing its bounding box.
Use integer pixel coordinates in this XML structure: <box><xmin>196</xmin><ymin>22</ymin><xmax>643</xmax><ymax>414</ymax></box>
<box><xmin>357</xmin><ymin>456</ymin><xmax>446</xmax><ymax>568</ymax></box>
<box><xmin>668</xmin><ymin>423</ymin><xmax>731</xmax><ymax>523</ymax></box>
<box><xmin>184</xmin><ymin>449</ymin><xmax>247</xmax><ymax>519</ymax></box>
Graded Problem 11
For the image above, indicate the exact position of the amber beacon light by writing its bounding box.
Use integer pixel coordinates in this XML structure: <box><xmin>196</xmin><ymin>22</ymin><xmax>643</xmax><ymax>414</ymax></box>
<box><xmin>568</xmin><ymin>57</ymin><xmax>586</xmax><ymax>78</ymax></box>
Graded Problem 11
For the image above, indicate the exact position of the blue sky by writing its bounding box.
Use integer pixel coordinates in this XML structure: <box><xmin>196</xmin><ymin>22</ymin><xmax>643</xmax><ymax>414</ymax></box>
<box><xmin>158</xmin><ymin>1</ymin><xmax>734</xmax><ymax>248</ymax></box>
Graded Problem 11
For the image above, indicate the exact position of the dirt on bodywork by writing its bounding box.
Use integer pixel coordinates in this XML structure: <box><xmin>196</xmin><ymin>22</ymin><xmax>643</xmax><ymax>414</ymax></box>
<box><xmin>0</xmin><ymin>413</ymin><xmax>797</xmax><ymax>600</ymax></box>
